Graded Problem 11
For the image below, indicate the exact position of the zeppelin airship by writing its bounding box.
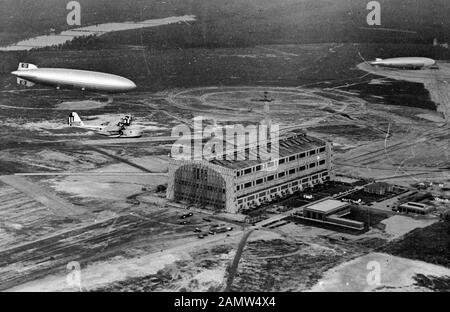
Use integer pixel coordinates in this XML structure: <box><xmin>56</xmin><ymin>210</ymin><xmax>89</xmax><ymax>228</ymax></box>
<box><xmin>11</xmin><ymin>63</ymin><xmax>136</xmax><ymax>93</ymax></box>
<box><xmin>369</xmin><ymin>57</ymin><xmax>437</xmax><ymax>70</ymax></box>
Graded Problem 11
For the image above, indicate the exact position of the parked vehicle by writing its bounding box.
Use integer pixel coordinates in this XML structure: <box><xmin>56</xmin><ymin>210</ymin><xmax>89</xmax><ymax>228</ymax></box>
<box><xmin>180</xmin><ymin>213</ymin><xmax>194</xmax><ymax>219</ymax></box>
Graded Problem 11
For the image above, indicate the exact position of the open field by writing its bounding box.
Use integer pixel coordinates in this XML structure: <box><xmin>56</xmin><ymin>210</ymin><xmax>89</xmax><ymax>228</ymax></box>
<box><xmin>1</xmin><ymin>197</ymin><xmax>242</xmax><ymax>291</ymax></box>
<box><xmin>230</xmin><ymin>235</ymin><xmax>362</xmax><ymax>292</ymax></box>
<box><xmin>0</xmin><ymin>38</ymin><xmax>449</xmax><ymax>291</ymax></box>
<box><xmin>383</xmin><ymin>221</ymin><xmax>450</xmax><ymax>268</ymax></box>
<box><xmin>310</xmin><ymin>252</ymin><xmax>450</xmax><ymax>292</ymax></box>
<box><xmin>358</xmin><ymin>62</ymin><xmax>450</xmax><ymax>123</ymax></box>
<box><xmin>3</xmin><ymin>0</ymin><xmax>450</xmax><ymax>50</ymax></box>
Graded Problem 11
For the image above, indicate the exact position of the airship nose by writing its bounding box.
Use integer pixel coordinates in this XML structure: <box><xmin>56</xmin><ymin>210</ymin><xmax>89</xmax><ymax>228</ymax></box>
<box><xmin>128</xmin><ymin>79</ymin><xmax>137</xmax><ymax>88</ymax></box>
<box><xmin>124</xmin><ymin>80</ymin><xmax>137</xmax><ymax>91</ymax></box>
<box><xmin>11</xmin><ymin>71</ymin><xmax>21</xmax><ymax>76</ymax></box>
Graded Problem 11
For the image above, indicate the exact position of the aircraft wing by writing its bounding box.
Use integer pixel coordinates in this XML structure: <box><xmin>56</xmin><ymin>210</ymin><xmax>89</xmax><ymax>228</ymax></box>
<box><xmin>104</xmin><ymin>124</ymin><xmax>122</xmax><ymax>132</ymax></box>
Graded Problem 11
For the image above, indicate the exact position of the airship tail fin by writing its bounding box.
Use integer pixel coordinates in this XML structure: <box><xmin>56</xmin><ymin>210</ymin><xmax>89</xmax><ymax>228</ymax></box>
<box><xmin>17</xmin><ymin>63</ymin><xmax>38</xmax><ymax>71</ymax></box>
<box><xmin>17</xmin><ymin>78</ymin><xmax>35</xmax><ymax>87</ymax></box>
<box><xmin>358</xmin><ymin>52</ymin><xmax>371</xmax><ymax>65</ymax></box>
<box><xmin>68</xmin><ymin>112</ymin><xmax>85</xmax><ymax>127</ymax></box>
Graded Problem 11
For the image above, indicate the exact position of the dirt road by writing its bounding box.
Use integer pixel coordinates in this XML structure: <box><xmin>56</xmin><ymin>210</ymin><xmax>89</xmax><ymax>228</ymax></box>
<box><xmin>0</xmin><ymin>175</ymin><xmax>85</xmax><ymax>216</ymax></box>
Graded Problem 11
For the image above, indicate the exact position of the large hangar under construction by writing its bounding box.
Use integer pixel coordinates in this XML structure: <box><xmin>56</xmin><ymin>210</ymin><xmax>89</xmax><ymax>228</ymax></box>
<box><xmin>167</xmin><ymin>131</ymin><xmax>334</xmax><ymax>214</ymax></box>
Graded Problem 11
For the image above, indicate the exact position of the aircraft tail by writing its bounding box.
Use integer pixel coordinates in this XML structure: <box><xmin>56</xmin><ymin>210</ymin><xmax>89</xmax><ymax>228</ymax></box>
<box><xmin>17</xmin><ymin>78</ymin><xmax>35</xmax><ymax>87</ymax></box>
<box><xmin>68</xmin><ymin>112</ymin><xmax>85</xmax><ymax>127</ymax></box>
<box><xmin>17</xmin><ymin>63</ymin><xmax>38</xmax><ymax>71</ymax></box>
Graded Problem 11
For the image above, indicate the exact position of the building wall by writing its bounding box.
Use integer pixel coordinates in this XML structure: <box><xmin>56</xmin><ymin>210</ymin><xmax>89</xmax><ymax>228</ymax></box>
<box><xmin>168</xmin><ymin>141</ymin><xmax>334</xmax><ymax>214</ymax></box>
<box><xmin>233</xmin><ymin>142</ymin><xmax>333</xmax><ymax>212</ymax></box>
<box><xmin>235</xmin><ymin>170</ymin><xmax>331</xmax><ymax>211</ymax></box>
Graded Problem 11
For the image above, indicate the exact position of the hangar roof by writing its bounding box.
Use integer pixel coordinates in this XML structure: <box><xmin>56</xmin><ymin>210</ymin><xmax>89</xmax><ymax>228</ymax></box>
<box><xmin>209</xmin><ymin>132</ymin><xmax>326</xmax><ymax>170</ymax></box>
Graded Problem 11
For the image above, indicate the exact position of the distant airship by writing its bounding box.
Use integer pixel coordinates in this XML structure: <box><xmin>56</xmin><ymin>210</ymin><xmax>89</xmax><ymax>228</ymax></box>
<box><xmin>11</xmin><ymin>63</ymin><xmax>136</xmax><ymax>93</ymax></box>
<box><xmin>369</xmin><ymin>57</ymin><xmax>437</xmax><ymax>70</ymax></box>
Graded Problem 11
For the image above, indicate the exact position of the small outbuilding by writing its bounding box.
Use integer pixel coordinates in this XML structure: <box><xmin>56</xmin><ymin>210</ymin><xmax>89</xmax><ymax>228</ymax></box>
<box><xmin>301</xmin><ymin>199</ymin><xmax>364</xmax><ymax>230</ymax></box>
<box><xmin>364</xmin><ymin>182</ymin><xmax>393</xmax><ymax>195</ymax></box>
<box><xmin>397</xmin><ymin>202</ymin><xmax>434</xmax><ymax>215</ymax></box>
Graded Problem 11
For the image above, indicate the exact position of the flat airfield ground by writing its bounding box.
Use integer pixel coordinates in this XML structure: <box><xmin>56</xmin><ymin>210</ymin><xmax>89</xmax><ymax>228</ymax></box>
<box><xmin>357</xmin><ymin>62</ymin><xmax>450</xmax><ymax>123</ymax></box>
<box><xmin>0</xmin><ymin>43</ymin><xmax>449</xmax><ymax>291</ymax></box>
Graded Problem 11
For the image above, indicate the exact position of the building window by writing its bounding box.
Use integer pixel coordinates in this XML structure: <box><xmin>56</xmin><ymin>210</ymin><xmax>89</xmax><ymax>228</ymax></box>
<box><xmin>279</xmin><ymin>158</ymin><xmax>285</xmax><ymax>165</ymax></box>
<box><xmin>319</xmin><ymin>147</ymin><xmax>326</xmax><ymax>153</ymax></box>
<box><xmin>255</xmin><ymin>165</ymin><xmax>262</xmax><ymax>171</ymax></box>
<box><xmin>256</xmin><ymin>178</ymin><xmax>264</xmax><ymax>185</ymax></box>
<box><xmin>244</xmin><ymin>182</ymin><xmax>252</xmax><ymax>188</ymax></box>
<box><xmin>299</xmin><ymin>153</ymin><xmax>306</xmax><ymax>158</ymax></box>
<box><xmin>299</xmin><ymin>166</ymin><xmax>306</xmax><ymax>171</ymax></box>
<box><xmin>310</xmin><ymin>162</ymin><xmax>316</xmax><ymax>168</ymax></box>
<box><xmin>267</xmin><ymin>175</ymin><xmax>275</xmax><ymax>181</ymax></box>
<box><xmin>319</xmin><ymin>160</ymin><xmax>325</xmax><ymax>165</ymax></box>
<box><xmin>244</xmin><ymin>168</ymin><xmax>252</xmax><ymax>175</ymax></box>
<box><xmin>289</xmin><ymin>156</ymin><xmax>296</xmax><ymax>162</ymax></box>
<box><xmin>279</xmin><ymin>172</ymin><xmax>285</xmax><ymax>178</ymax></box>
<box><xmin>289</xmin><ymin>169</ymin><xmax>295</xmax><ymax>175</ymax></box>
<box><xmin>310</xmin><ymin>150</ymin><xmax>316</xmax><ymax>155</ymax></box>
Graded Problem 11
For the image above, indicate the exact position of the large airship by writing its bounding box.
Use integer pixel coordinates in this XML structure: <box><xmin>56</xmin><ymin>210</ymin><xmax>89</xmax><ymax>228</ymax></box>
<box><xmin>11</xmin><ymin>63</ymin><xmax>136</xmax><ymax>93</ymax></box>
<box><xmin>369</xmin><ymin>57</ymin><xmax>437</xmax><ymax>70</ymax></box>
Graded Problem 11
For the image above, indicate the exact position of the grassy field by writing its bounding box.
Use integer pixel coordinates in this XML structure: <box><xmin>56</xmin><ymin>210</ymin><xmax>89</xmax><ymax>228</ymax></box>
<box><xmin>0</xmin><ymin>43</ymin><xmax>440</xmax><ymax>111</ymax></box>
<box><xmin>2</xmin><ymin>0</ymin><xmax>450</xmax><ymax>48</ymax></box>
<box><xmin>230</xmin><ymin>238</ymin><xmax>359</xmax><ymax>291</ymax></box>
<box><xmin>383</xmin><ymin>221</ymin><xmax>450</xmax><ymax>268</ymax></box>
<box><xmin>413</xmin><ymin>274</ymin><xmax>450</xmax><ymax>291</ymax></box>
